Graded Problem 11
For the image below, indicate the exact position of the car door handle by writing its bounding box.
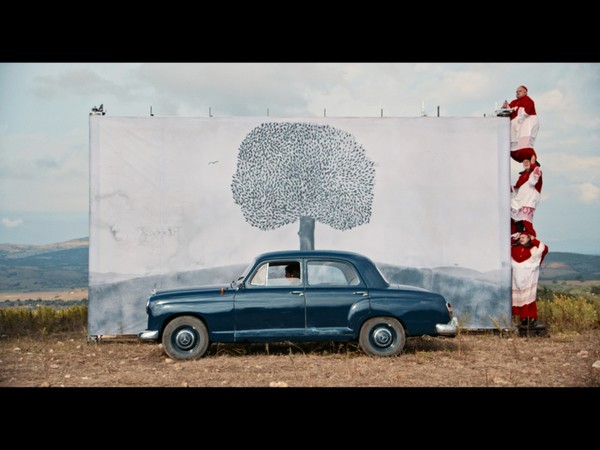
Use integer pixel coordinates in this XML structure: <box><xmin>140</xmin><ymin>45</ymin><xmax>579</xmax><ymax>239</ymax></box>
<box><xmin>353</xmin><ymin>291</ymin><xmax>368</xmax><ymax>296</ymax></box>
<box><xmin>290</xmin><ymin>291</ymin><xmax>304</xmax><ymax>296</ymax></box>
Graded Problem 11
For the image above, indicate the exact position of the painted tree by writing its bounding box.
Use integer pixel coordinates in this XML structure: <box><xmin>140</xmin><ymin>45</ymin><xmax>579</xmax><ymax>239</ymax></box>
<box><xmin>231</xmin><ymin>122</ymin><xmax>375</xmax><ymax>250</ymax></box>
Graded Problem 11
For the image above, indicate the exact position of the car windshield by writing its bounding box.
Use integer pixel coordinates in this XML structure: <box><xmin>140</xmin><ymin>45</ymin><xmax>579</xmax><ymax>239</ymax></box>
<box><xmin>233</xmin><ymin>259</ymin><xmax>256</xmax><ymax>287</ymax></box>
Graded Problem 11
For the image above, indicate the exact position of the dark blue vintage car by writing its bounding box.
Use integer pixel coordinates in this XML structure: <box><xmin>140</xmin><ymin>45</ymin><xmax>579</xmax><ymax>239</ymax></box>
<box><xmin>139</xmin><ymin>250</ymin><xmax>458</xmax><ymax>359</ymax></box>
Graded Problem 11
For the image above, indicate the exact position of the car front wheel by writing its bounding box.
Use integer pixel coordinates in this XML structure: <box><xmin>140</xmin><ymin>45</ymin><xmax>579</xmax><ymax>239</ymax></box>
<box><xmin>162</xmin><ymin>316</ymin><xmax>209</xmax><ymax>360</ymax></box>
<box><xmin>359</xmin><ymin>317</ymin><xmax>406</xmax><ymax>357</ymax></box>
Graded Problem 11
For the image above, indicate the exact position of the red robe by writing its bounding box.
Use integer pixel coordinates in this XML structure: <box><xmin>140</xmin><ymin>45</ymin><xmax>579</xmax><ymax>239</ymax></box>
<box><xmin>513</xmin><ymin>163</ymin><xmax>543</xmax><ymax>194</ymax></box>
<box><xmin>511</xmin><ymin>237</ymin><xmax>548</xmax><ymax>319</ymax></box>
<box><xmin>511</xmin><ymin>147</ymin><xmax>537</xmax><ymax>163</ymax></box>
<box><xmin>509</xmin><ymin>95</ymin><xmax>537</xmax><ymax>120</ymax></box>
<box><xmin>511</xmin><ymin>163</ymin><xmax>543</xmax><ymax>235</ymax></box>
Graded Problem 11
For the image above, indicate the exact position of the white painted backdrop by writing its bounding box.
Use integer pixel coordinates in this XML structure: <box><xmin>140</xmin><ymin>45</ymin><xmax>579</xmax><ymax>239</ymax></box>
<box><xmin>89</xmin><ymin>115</ymin><xmax>511</xmax><ymax>335</ymax></box>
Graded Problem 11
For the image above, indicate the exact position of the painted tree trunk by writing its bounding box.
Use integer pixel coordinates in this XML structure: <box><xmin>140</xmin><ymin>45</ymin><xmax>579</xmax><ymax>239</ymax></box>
<box><xmin>299</xmin><ymin>216</ymin><xmax>315</xmax><ymax>250</ymax></box>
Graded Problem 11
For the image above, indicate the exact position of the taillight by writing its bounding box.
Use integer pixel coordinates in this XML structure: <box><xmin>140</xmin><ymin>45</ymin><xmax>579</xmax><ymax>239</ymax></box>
<box><xmin>446</xmin><ymin>302</ymin><xmax>454</xmax><ymax>318</ymax></box>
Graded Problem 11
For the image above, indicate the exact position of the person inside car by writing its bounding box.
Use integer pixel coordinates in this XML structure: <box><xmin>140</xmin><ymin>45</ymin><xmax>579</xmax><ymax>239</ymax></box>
<box><xmin>285</xmin><ymin>263</ymin><xmax>301</xmax><ymax>285</ymax></box>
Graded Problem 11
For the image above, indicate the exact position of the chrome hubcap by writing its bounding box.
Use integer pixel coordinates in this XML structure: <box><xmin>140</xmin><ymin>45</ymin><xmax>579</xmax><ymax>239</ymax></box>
<box><xmin>372</xmin><ymin>326</ymin><xmax>393</xmax><ymax>348</ymax></box>
<box><xmin>175</xmin><ymin>328</ymin><xmax>196</xmax><ymax>350</ymax></box>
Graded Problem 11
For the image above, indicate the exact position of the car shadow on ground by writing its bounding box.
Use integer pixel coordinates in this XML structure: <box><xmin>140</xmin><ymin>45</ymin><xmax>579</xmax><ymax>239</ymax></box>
<box><xmin>403</xmin><ymin>336</ymin><xmax>462</xmax><ymax>354</ymax></box>
<box><xmin>206</xmin><ymin>336</ymin><xmax>463</xmax><ymax>357</ymax></box>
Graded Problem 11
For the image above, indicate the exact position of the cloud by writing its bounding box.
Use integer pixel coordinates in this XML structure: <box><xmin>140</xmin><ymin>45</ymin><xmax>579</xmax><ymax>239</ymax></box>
<box><xmin>539</xmin><ymin>154</ymin><xmax>600</xmax><ymax>182</ymax></box>
<box><xmin>576</xmin><ymin>183</ymin><xmax>600</xmax><ymax>203</ymax></box>
<box><xmin>136</xmin><ymin>63</ymin><xmax>332</xmax><ymax>116</ymax></box>
<box><xmin>2</xmin><ymin>217</ymin><xmax>23</xmax><ymax>228</ymax></box>
<box><xmin>1</xmin><ymin>61</ymin><xmax>599</xmax><ymax>252</ymax></box>
<box><xmin>33</xmin><ymin>67</ymin><xmax>135</xmax><ymax>102</ymax></box>
<box><xmin>538</xmin><ymin>88</ymin><xmax>565</xmax><ymax>109</ymax></box>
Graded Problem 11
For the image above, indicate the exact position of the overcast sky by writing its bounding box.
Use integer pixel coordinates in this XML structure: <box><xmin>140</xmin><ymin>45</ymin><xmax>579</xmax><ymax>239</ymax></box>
<box><xmin>0</xmin><ymin>63</ymin><xmax>599</xmax><ymax>254</ymax></box>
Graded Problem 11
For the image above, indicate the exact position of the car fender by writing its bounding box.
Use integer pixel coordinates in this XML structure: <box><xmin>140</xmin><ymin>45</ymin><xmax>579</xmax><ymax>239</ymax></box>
<box><xmin>368</xmin><ymin>292</ymin><xmax>451</xmax><ymax>336</ymax></box>
<box><xmin>347</xmin><ymin>297</ymin><xmax>372</xmax><ymax>335</ymax></box>
<box><xmin>149</xmin><ymin>292</ymin><xmax>236</xmax><ymax>341</ymax></box>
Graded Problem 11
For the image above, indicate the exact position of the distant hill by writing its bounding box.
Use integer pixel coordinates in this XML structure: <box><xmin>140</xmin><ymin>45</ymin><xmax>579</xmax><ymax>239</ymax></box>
<box><xmin>540</xmin><ymin>251</ymin><xmax>600</xmax><ymax>281</ymax></box>
<box><xmin>0</xmin><ymin>238</ymin><xmax>598</xmax><ymax>292</ymax></box>
<box><xmin>0</xmin><ymin>238</ymin><xmax>88</xmax><ymax>291</ymax></box>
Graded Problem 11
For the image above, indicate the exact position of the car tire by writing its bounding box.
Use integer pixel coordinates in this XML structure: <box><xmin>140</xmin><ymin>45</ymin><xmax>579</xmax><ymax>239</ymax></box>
<box><xmin>359</xmin><ymin>317</ymin><xmax>406</xmax><ymax>357</ymax></box>
<box><xmin>162</xmin><ymin>316</ymin><xmax>209</xmax><ymax>360</ymax></box>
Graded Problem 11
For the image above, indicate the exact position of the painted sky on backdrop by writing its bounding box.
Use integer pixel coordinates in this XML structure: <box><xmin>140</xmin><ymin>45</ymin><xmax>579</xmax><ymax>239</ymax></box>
<box><xmin>0</xmin><ymin>63</ymin><xmax>599</xmax><ymax>254</ymax></box>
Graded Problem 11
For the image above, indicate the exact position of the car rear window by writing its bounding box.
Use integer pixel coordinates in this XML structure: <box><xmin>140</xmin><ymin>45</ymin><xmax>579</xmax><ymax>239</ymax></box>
<box><xmin>307</xmin><ymin>260</ymin><xmax>360</xmax><ymax>286</ymax></box>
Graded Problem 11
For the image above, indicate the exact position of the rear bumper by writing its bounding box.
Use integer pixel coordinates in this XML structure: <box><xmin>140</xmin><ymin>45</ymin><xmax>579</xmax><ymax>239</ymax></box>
<box><xmin>436</xmin><ymin>316</ymin><xmax>459</xmax><ymax>337</ymax></box>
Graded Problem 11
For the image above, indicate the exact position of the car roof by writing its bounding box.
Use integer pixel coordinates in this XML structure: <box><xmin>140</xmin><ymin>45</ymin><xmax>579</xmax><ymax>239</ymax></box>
<box><xmin>252</xmin><ymin>250</ymin><xmax>388</xmax><ymax>289</ymax></box>
<box><xmin>255</xmin><ymin>249</ymin><xmax>372</xmax><ymax>262</ymax></box>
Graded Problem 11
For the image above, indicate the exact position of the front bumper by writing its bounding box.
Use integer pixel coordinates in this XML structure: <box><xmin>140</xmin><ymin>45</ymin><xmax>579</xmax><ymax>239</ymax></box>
<box><xmin>138</xmin><ymin>330</ymin><xmax>159</xmax><ymax>341</ymax></box>
<box><xmin>436</xmin><ymin>316</ymin><xmax>459</xmax><ymax>337</ymax></box>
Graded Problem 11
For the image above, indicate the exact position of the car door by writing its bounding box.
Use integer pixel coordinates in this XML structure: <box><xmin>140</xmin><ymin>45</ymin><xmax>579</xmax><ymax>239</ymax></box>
<box><xmin>303</xmin><ymin>258</ymin><xmax>368</xmax><ymax>337</ymax></box>
<box><xmin>234</xmin><ymin>259</ymin><xmax>306</xmax><ymax>340</ymax></box>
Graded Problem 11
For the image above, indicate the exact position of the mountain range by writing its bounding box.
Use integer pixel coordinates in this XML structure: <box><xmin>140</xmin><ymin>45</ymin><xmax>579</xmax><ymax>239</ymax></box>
<box><xmin>0</xmin><ymin>237</ymin><xmax>599</xmax><ymax>292</ymax></box>
<box><xmin>0</xmin><ymin>238</ymin><xmax>88</xmax><ymax>291</ymax></box>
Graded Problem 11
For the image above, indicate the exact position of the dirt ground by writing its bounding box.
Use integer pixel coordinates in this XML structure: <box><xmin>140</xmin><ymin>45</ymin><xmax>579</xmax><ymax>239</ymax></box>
<box><xmin>1</xmin><ymin>329</ymin><xmax>599</xmax><ymax>388</ymax></box>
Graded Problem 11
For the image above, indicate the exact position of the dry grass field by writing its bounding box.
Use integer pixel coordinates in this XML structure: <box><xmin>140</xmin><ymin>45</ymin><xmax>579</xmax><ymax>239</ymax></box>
<box><xmin>1</xmin><ymin>329</ymin><xmax>599</xmax><ymax>388</ymax></box>
<box><xmin>1</xmin><ymin>287</ymin><xmax>599</xmax><ymax>390</ymax></box>
<box><xmin>0</xmin><ymin>288</ymin><xmax>88</xmax><ymax>302</ymax></box>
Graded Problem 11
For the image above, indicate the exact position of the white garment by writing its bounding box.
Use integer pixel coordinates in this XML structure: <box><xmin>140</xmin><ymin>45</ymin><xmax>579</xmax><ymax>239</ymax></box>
<box><xmin>512</xmin><ymin>242</ymin><xmax>546</xmax><ymax>307</ymax></box>
<box><xmin>510</xmin><ymin>108</ymin><xmax>539</xmax><ymax>151</ymax></box>
<box><xmin>511</xmin><ymin>167</ymin><xmax>542</xmax><ymax>220</ymax></box>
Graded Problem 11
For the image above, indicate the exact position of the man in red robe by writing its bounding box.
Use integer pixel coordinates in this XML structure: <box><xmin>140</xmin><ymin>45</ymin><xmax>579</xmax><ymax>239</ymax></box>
<box><xmin>511</xmin><ymin>232</ymin><xmax>548</xmax><ymax>328</ymax></box>
<box><xmin>503</xmin><ymin>85</ymin><xmax>540</xmax><ymax>158</ymax></box>
<box><xmin>511</xmin><ymin>157</ymin><xmax>542</xmax><ymax>237</ymax></box>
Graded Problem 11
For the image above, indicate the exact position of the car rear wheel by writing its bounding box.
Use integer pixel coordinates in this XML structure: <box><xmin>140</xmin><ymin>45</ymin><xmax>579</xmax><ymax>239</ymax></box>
<box><xmin>359</xmin><ymin>317</ymin><xmax>406</xmax><ymax>357</ymax></box>
<box><xmin>162</xmin><ymin>316</ymin><xmax>209</xmax><ymax>360</ymax></box>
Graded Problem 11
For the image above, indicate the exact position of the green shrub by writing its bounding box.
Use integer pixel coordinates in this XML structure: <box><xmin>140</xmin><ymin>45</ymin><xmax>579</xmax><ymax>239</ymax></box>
<box><xmin>0</xmin><ymin>305</ymin><xmax>87</xmax><ymax>336</ymax></box>
<box><xmin>537</xmin><ymin>294</ymin><xmax>599</xmax><ymax>333</ymax></box>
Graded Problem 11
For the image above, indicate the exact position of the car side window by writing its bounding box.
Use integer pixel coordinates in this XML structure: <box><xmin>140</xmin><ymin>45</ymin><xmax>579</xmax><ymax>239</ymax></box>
<box><xmin>248</xmin><ymin>261</ymin><xmax>302</xmax><ymax>287</ymax></box>
<box><xmin>307</xmin><ymin>260</ymin><xmax>361</xmax><ymax>286</ymax></box>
